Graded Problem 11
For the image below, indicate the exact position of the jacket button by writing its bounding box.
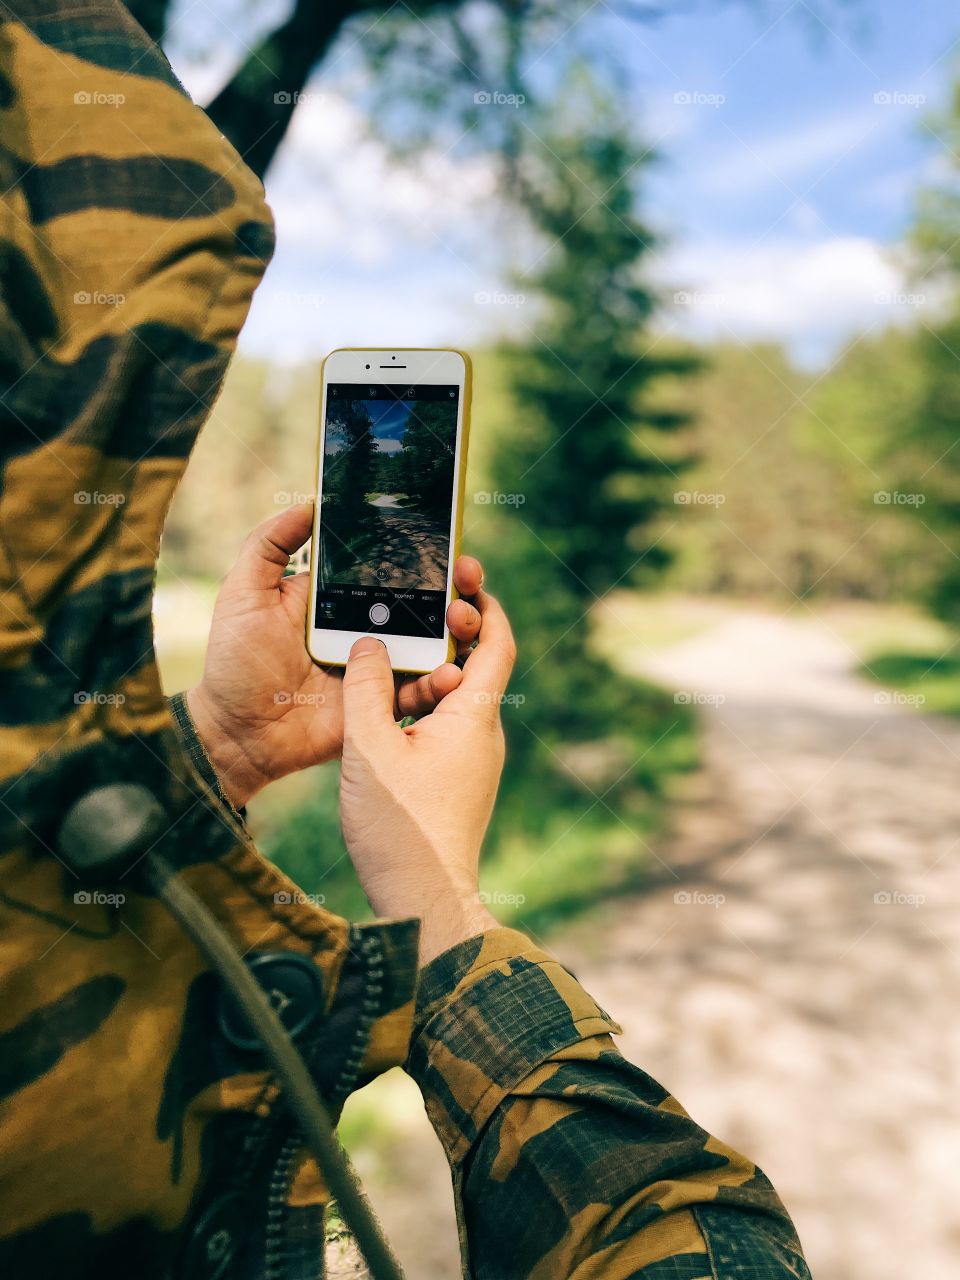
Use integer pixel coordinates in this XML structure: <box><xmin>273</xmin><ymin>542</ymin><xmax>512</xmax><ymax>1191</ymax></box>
<box><xmin>218</xmin><ymin>951</ymin><xmax>325</xmax><ymax>1052</ymax></box>
<box><xmin>180</xmin><ymin>1191</ymin><xmax>245</xmax><ymax>1280</ymax></box>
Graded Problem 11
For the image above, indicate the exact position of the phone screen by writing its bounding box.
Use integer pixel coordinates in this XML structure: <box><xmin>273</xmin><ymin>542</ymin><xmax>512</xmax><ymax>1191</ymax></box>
<box><xmin>314</xmin><ymin>382</ymin><xmax>460</xmax><ymax>639</ymax></box>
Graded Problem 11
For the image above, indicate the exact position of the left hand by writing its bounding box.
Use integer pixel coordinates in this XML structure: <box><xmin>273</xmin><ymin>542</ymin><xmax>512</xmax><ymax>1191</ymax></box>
<box><xmin>185</xmin><ymin>503</ymin><xmax>484</xmax><ymax>809</ymax></box>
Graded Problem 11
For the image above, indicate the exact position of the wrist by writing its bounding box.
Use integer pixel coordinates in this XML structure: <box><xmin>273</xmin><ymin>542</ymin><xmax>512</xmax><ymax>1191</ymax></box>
<box><xmin>185</xmin><ymin>685</ymin><xmax>269</xmax><ymax>811</ymax></box>
<box><xmin>406</xmin><ymin>887</ymin><xmax>499</xmax><ymax>966</ymax></box>
<box><xmin>417</xmin><ymin>901</ymin><xmax>499</xmax><ymax>965</ymax></box>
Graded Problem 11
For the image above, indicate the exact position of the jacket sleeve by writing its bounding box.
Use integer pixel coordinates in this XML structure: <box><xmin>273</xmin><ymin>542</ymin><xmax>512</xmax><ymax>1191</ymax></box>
<box><xmin>405</xmin><ymin>928</ymin><xmax>810</xmax><ymax>1280</ymax></box>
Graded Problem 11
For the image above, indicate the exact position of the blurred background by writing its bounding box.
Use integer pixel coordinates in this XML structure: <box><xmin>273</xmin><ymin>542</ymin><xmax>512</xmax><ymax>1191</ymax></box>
<box><xmin>141</xmin><ymin>0</ymin><xmax>958</xmax><ymax>1275</ymax></box>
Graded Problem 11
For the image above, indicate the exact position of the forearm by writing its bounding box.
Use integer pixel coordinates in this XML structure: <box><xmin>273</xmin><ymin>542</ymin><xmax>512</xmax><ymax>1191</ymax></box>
<box><xmin>406</xmin><ymin>929</ymin><xmax>809</xmax><ymax>1280</ymax></box>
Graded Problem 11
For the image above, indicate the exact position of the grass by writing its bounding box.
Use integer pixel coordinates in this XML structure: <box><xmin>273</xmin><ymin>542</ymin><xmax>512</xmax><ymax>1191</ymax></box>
<box><xmin>861</xmin><ymin>650</ymin><xmax>960</xmax><ymax>715</ymax></box>
<box><xmin>815</xmin><ymin>599</ymin><xmax>960</xmax><ymax>717</ymax></box>
<box><xmin>591</xmin><ymin>591</ymin><xmax>724</xmax><ymax>676</ymax></box>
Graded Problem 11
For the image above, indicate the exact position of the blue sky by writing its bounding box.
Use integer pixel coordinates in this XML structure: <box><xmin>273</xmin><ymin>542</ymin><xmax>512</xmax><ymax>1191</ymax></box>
<box><xmin>170</xmin><ymin>0</ymin><xmax>957</xmax><ymax>369</ymax></box>
<box><xmin>366</xmin><ymin>398</ymin><xmax>411</xmax><ymax>449</ymax></box>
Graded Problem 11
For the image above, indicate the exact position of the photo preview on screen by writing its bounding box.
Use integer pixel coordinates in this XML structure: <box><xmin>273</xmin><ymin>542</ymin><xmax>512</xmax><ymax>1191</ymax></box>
<box><xmin>315</xmin><ymin>382</ymin><xmax>460</xmax><ymax>640</ymax></box>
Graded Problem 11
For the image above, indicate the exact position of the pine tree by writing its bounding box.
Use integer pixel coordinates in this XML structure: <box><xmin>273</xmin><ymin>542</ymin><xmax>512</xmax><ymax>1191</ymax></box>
<box><xmin>479</xmin><ymin>78</ymin><xmax>697</xmax><ymax>835</ymax></box>
<box><xmin>897</xmin><ymin>78</ymin><xmax>960</xmax><ymax>622</ymax></box>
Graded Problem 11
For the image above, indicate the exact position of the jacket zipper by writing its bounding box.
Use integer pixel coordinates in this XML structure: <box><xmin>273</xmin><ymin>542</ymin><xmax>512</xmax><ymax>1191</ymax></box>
<box><xmin>264</xmin><ymin>1132</ymin><xmax>301</xmax><ymax>1280</ymax></box>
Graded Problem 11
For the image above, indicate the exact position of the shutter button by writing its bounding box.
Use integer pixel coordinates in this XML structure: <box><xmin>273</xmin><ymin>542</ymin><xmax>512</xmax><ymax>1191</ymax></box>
<box><xmin>218</xmin><ymin>952</ymin><xmax>324</xmax><ymax>1052</ymax></box>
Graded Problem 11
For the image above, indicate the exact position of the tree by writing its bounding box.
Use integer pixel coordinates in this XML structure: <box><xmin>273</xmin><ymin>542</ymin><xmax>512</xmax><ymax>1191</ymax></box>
<box><xmin>400</xmin><ymin>400</ymin><xmax>457</xmax><ymax>519</ymax></box>
<box><xmin>125</xmin><ymin>0</ymin><xmax>601</xmax><ymax>177</ymax></box>
<box><xmin>669</xmin><ymin>338</ymin><xmax>927</xmax><ymax>602</ymax></box>
<box><xmin>893</xmin><ymin>76</ymin><xmax>960</xmax><ymax>622</ymax></box>
<box><xmin>476</xmin><ymin>74</ymin><xmax>697</xmax><ymax>834</ymax></box>
<box><xmin>128</xmin><ymin>0</ymin><xmax>844</xmax><ymax>179</ymax></box>
<box><xmin>321</xmin><ymin>398</ymin><xmax>379</xmax><ymax>575</ymax></box>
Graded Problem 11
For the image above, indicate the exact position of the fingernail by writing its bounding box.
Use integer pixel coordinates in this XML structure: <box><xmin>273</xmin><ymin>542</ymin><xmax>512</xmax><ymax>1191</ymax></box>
<box><xmin>350</xmin><ymin>637</ymin><xmax>385</xmax><ymax>658</ymax></box>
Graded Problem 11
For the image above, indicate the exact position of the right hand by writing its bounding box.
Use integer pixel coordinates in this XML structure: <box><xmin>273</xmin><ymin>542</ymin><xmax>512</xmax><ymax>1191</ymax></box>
<box><xmin>339</xmin><ymin>584</ymin><xmax>517</xmax><ymax>964</ymax></box>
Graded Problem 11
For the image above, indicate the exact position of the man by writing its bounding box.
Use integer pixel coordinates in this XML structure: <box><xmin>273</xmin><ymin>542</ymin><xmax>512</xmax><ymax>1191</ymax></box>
<box><xmin>0</xmin><ymin>0</ymin><xmax>810</xmax><ymax>1275</ymax></box>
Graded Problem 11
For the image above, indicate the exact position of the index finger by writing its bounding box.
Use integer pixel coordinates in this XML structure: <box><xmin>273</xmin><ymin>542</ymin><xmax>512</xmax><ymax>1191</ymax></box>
<box><xmin>453</xmin><ymin>555</ymin><xmax>483</xmax><ymax>598</ymax></box>
<box><xmin>449</xmin><ymin>587</ymin><xmax>516</xmax><ymax>704</ymax></box>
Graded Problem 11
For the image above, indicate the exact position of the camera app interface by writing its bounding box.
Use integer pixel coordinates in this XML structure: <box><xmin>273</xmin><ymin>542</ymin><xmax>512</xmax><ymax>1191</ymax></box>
<box><xmin>315</xmin><ymin>382</ymin><xmax>460</xmax><ymax>638</ymax></box>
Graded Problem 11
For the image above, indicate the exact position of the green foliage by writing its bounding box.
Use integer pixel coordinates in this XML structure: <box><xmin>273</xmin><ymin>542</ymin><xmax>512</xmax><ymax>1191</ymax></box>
<box><xmin>256</xmin><ymin>769</ymin><xmax>373</xmax><ymax>923</ymax></box>
<box><xmin>666</xmin><ymin>338</ymin><xmax>928</xmax><ymax>601</ymax></box>
<box><xmin>322</xmin><ymin>398</ymin><xmax>380</xmax><ymax>574</ymax></box>
<box><xmin>900</xmin><ymin>316</ymin><xmax>960</xmax><ymax>623</ymax></box>
<box><xmin>912</xmin><ymin>78</ymin><xmax>960</xmax><ymax>280</ymax></box>
<box><xmin>471</xmin><ymin>79</ymin><xmax>698</xmax><ymax>841</ymax></box>
<box><xmin>863</xmin><ymin>649</ymin><xmax>960</xmax><ymax>717</ymax></box>
<box><xmin>884</xmin><ymin>76</ymin><xmax>960</xmax><ymax>623</ymax></box>
<box><xmin>398</xmin><ymin>400</ymin><xmax>457</xmax><ymax>519</ymax></box>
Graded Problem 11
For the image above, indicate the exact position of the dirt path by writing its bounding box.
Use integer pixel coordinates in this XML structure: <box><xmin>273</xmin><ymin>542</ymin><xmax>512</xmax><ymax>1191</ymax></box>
<box><xmin>565</xmin><ymin>609</ymin><xmax>960</xmax><ymax>1280</ymax></box>
<box><xmin>348</xmin><ymin>496</ymin><xmax>448</xmax><ymax>589</ymax></box>
<box><xmin>351</xmin><ymin>608</ymin><xmax>960</xmax><ymax>1279</ymax></box>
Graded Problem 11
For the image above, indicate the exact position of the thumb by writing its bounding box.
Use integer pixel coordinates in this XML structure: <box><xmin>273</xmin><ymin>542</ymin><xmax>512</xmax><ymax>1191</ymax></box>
<box><xmin>226</xmin><ymin>503</ymin><xmax>314</xmax><ymax>593</ymax></box>
<box><xmin>342</xmin><ymin>638</ymin><xmax>396</xmax><ymax>747</ymax></box>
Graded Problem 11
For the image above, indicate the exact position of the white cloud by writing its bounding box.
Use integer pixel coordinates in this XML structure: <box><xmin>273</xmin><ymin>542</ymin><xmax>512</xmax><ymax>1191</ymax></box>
<box><xmin>659</xmin><ymin>235</ymin><xmax>929</xmax><ymax>366</ymax></box>
<box><xmin>264</xmin><ymin>93</ymin><xmax>500</xmax><ymax>266</ymax></box>
<box><xmin>238</xmin><ymin>91</ymin><xmax>520</xmax><ymax>362</ymax></box>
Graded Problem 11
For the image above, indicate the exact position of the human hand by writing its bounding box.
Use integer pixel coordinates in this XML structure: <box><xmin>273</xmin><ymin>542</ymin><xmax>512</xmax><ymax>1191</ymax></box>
<box><xmin>339</xmin><ymin>584</ymin><xmax>517</xmax><ymax>964</ymax></box>
<box><xmin>185</xmin><ymin>503</ymin><xmax>486</xmax><ymax>810</ymax></box>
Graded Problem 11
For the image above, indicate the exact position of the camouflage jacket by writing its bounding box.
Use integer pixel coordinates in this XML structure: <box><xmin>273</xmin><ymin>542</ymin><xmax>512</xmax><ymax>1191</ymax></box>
<box><xmin>0</xmin><ymin>0</ymin><xmax>810</xmax><ymax>1276</ymax></box>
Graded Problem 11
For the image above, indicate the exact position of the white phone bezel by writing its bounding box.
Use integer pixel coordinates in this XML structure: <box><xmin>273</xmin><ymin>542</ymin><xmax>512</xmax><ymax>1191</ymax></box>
<box><xmin>306</xmin><ymin>348</ymin><xmax>467</xmax><ymax>674</ymax></box>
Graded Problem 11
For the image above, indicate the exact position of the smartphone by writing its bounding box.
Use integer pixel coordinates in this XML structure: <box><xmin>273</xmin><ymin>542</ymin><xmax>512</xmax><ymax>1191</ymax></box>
<box><xmin>306</xmin><ymin>348</ymin><xmax>471</xmax><ymax>673</ymax></box>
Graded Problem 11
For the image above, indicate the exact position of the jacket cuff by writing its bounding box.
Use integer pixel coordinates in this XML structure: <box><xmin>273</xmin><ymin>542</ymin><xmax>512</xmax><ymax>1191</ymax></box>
<box><xmin>167</xmin><ymin>691</ymin><xmax>248</xmax><ymax>824</ymax></box>
<box><xmin>406</xmin><ymin>927</ymin><xmax>622</xmax><ymax>1164</ymax></box>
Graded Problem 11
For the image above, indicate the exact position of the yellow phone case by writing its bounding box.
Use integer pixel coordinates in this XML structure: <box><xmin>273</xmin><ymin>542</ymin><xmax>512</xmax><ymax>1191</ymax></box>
<box><xmin>306</xmin><ymin>347</ymin><xmax>473</xmax><ymax>674</ymax></box>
